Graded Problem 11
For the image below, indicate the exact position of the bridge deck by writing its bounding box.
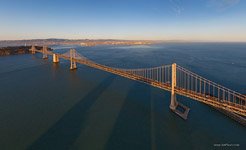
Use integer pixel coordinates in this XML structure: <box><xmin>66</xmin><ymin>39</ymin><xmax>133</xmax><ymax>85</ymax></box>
<box><xmin>32</xmin><ymin>49</ymin><xmax>246</xmax><ymax>118</ymax></box>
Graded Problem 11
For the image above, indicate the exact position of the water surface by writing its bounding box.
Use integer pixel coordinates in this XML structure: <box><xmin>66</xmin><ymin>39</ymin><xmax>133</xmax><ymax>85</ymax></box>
<box><xmin>0</xmin><ymin>43</ymin><xmax>245</xmax><ymax>150</ymax></box>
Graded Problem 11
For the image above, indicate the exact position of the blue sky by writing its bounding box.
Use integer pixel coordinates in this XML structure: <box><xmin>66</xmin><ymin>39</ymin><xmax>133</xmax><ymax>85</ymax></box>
<box><xmin>0</xmin><ymin>0</ymin><xmax>246</xmax><ymax>41</ymax></box>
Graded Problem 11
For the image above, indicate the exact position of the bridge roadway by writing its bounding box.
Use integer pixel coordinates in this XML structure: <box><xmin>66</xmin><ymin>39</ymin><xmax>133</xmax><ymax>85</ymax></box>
<box><xmin>33</xmin><ymin>49</ymin><xmax>246</xmax><ymax>118</ymax></box>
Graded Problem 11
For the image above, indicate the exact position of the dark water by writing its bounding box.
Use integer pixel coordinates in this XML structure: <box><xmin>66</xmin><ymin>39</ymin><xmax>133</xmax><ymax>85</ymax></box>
<box><xmin>0</xmin><ymin>43</ymin><xmax>245</xmax><ymax>150</ymax></box>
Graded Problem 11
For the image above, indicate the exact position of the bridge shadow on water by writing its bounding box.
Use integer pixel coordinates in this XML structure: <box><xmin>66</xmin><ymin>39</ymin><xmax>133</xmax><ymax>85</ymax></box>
<box><xmin>27</xmin><ymin>75</ymin><xmax>116</xmax><ymax>150</ymax></box>
<box><xmin>104</xmin><ymin>82</ymin><xmax>152</xmax><ymax>150</ymax></box>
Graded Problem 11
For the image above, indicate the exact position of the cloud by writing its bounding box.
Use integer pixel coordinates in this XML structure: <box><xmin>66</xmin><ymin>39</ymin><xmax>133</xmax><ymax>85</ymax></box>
<box><xmin>169</xmin><ymin>0</ymin><xmax>184</xmax><ymax>15</ymax></box>
<box><xmin>208</xmin><ymin>0</ymin><xmax>240</xmax><ymax>10</ymax></box>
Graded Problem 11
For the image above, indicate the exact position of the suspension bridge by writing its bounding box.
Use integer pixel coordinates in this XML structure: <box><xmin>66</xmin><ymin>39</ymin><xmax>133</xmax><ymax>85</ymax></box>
<box><xmin>30</xmin><ymin>46</ymin><xmax>246</xmax><ymax>124</ymax></box>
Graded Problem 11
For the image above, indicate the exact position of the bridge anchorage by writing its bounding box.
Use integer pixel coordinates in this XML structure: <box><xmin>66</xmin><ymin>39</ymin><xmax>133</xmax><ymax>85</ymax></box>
<box><xmin>31</xmin><ymin>46</ymin><xmax>246</xmax><ymax>124</ymax></box>
<box><xmin>53</xmin><ymin>54</ymin><xmax>59</xmax><ymax>63</ymax></box>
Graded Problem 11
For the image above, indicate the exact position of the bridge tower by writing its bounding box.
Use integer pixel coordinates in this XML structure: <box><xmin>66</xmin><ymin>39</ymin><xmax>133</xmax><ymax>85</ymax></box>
<box><xmin>70</xmin><ymin>49</ymin><xmax>77</xmax><ymax>70</ymax></box>
<box><xmin>170</xmin><ymin>63</ymin><xmax>178</xmax><ymax>110</ymax></box>
<box><xmin>29</xmin><ymin>45</ymin><xmax>36</xmax><ymax>54</ymax></box>
<box><xmin>42</xmin><ymin>46</ymin><xmax>48</xmax><ymax>59</ymax></box>
<box><xmin>170</xmin><ymin>63</ymin><xmax>190</xmax><ymax>119</ymax></box>
<box><xmin>53</xmin><ymin>54</ymin><xmax>59</xmax><ymax>63</ymax></box>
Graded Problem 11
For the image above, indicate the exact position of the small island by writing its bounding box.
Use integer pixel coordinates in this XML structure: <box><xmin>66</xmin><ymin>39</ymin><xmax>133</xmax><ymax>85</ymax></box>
<box><xmin>0</xmin><ymin>46</ymin><xmax>52</xmax><ymax>56</ymax></box>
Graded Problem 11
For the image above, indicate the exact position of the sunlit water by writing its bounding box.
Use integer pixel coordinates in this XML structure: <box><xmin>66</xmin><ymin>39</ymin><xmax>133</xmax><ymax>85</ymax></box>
<box><xmin>0</xmin><ymin>43</ymin><xmax>245</xmax><ymax>150</ymax></box>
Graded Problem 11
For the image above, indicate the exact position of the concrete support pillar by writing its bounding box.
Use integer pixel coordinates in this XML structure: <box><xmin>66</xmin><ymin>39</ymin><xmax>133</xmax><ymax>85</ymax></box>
<box><xmin>170</xmin><ymin>63</ymin><xmax>178</xmax><ymax>110</ymax></box>
<box><xmin>30</xmin><ymin>45</ymin><xmax>36</xmax><ymax>54</ymax></box>
<box><xmin>70</xmin><ymin>49</ymin><xmax>77</xmax><ymax>70</ymax></box>
<box><xmin>42</xmin><ymin>46</ymin><xmax>48</xmax><ymax>59</ymax></box>
<box><xmin>70</xmin><ymin>61</ymin><xmax>77</xmax><ymax>70</ymax></box>
<box><xmin>53</xmin><ymin>54</ymin><xmax>59</xmax><ymax>63</ymax></box>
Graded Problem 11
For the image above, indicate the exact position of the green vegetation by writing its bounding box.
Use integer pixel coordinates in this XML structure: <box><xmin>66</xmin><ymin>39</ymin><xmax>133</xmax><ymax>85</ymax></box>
<box><xmin>0</xmin><ymin>46</ymin><xmax>50</xmax><ymax>56</ymax></box>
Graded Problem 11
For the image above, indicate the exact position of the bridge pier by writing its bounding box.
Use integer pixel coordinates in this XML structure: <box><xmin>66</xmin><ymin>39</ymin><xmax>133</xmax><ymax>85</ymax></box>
<box><xmin>70</xmin><ymin>49</ymin><xmax>77</xmax><ymax>70</ymax></box>
<box><xmin>30</xmin><ymin>45</ymin><xmax>36</xmax><ymax>54</ymax></box>
<box><xmin>53</xmin><ymin>54</ymin><xmax>59</xmax><ymax>63</ymax></box>
<box><xmin>42</xmin><ymin>46</ymin><xmax>48</xmax><ymax>59</ymax></box>
<box><xmin>170</xmin><ymin>63</ymin><xmax>190</xmax><ymax>120</ymax></box>
<box><xmin>170</xmin><ymin>63</ymin><xmax>178</xmax><ymax>110</ymax></box>
<box><xmin>70</xmin><ymin>61</ymin><xmax>77</xmax><ymax>70</ymax></box>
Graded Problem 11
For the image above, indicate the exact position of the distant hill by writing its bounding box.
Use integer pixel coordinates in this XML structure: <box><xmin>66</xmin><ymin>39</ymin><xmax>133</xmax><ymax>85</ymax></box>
<box><xmin>0</xmin><ymin>39</ymin><xmax>154</xmax><ymax>47</ymax></box>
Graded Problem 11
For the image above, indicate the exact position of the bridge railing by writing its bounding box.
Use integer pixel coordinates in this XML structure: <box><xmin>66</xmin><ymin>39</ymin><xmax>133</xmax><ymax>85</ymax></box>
<box><xmin>119</xmin><ymin>65</ymin><xmax>172</xmax><ymax>85</ymax></box>
<box><xmin>176</xmin><ymin>65</ymin><xmax>246</xmax><ymax>110</ymax></box>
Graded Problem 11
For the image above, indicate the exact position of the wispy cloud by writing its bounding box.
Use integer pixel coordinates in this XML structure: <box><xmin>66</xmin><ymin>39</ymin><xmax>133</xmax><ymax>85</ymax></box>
<box><xmin>208</xmin><ymin>0</ymin><xmax>240</xmax><ymax>11</ymax></box>
<box><xmin>169</xmin><ymin>0</ymin><xmax>184</xmax><ymax>15</ymax></box>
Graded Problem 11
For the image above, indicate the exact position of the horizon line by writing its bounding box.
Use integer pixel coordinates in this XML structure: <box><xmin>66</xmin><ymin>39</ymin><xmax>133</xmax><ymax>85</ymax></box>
<box><xmin>1</xmin><ymin>38</ymin><xmax>246</xmax><ymax>43</ymax></box>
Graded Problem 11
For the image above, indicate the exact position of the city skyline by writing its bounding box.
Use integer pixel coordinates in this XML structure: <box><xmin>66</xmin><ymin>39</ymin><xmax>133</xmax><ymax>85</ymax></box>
<box><xmin>0</xmin><ymin>0</ymin><xmax>246</xmax><ymax>42</ymax></box>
